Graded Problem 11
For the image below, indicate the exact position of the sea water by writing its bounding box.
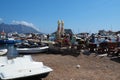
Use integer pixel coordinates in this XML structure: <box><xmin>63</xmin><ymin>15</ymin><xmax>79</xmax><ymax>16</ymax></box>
<box><xmin>0</xmin><ymin>44</ymin><xmax>19</xmax><ymax>58</ymax></box>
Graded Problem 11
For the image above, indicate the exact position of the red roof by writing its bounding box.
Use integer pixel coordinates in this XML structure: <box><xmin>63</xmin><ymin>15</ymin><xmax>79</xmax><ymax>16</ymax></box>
<box><xmin>1</xmin><ymin>32</ymin><xmax>6</xmax><ymax>35</ymax></box>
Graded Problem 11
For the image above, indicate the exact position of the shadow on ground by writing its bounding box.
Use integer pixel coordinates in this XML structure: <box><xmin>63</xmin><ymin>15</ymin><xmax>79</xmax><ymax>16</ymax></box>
<box><xmin>45</xmin><ymin>49</ymin><xmax>81</xmax><ymax>57</ymax></box>
<box><xmin>110</xmin><ymin>57</ymin><xmax>120</xmax><ymax>63</ymax></box>
<box><xmin>13</xmin><ymin>76</ymin><xmax>42</xmax><ymax>80</ymax></box>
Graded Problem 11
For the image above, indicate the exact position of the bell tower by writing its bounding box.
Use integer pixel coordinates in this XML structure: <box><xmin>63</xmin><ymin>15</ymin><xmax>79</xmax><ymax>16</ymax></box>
<box><xmin>61</xmin><ymin>20</ymin><xmax>64</xmax><ymax>36</ymax></box>
<box><xmin>56</xmin><ymin>20</ymin><xmax>61</xmax><ymax>39</ymax></box>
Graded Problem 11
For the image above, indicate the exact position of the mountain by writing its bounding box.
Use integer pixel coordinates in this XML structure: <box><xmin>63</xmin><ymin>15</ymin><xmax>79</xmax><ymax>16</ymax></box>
<box><xmin>0</xmin><ymin>23</ymin><xmax>40</xmax><ymax>33</ymax></box>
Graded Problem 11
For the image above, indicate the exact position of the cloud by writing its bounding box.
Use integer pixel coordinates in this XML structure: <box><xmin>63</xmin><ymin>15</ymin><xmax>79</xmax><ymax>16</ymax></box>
<box><xmin>12</xmin><ymin>20</ymin><xmax>40</xmax><ymax>31</ymax></box>
<box><xmin>0</xmin><ymin>18</ymin><xmax>3</xmax><ymax>22</ymax></box>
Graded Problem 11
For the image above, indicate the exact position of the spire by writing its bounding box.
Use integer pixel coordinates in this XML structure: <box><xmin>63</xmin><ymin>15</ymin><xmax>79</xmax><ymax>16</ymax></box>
<box><xmin>61</xmin><ymin>20</ymin><xmax>64</xmax><ymax>27</ymax></box>
<box><xmin>1</xmin><ymin>29</ymin><xmax>5</xmax><ymax>35</ymax></box>
<box><xmin>57</xmin><ymin>20</ymin><xmax>61</xmax><ymax>32</ymax></box>
<box><xmin>61</xmin><ymin>20</ymin><xmax>64</xmax><ymax>35</ymax></box>
<box><xmin>2</xmin><ymin>29</ymin><xmax>4</xmax><ymax>33</ymax></box>
<box><xmin>58</xmin><ymin>20</ymin><xmax>61</xmax><ymax>25</ymax></box>
<box><xmin>56</xmin><ymin>20</ymin><xmax>61</xmax><ymax>39</ymax></box>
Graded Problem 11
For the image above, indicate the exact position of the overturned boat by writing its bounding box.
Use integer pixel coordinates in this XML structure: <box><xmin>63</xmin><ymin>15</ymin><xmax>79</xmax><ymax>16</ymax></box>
<box><xmin>0</xmin><ymin>55</ymin><xmax>53</xmax><ymax>80</ymax></box>
<box><xmin>0</xmin><ymin>49</ymin><xmax>7</xmax><ymax>56</ymax></box>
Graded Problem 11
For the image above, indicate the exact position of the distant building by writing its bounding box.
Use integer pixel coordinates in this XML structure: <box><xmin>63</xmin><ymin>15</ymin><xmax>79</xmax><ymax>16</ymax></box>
<box><xmin>98</xmin><ymin>30</ymin><xmax>106</xmax><ymax>36</ymax></box>
<box><xmin>64</xmin><ymin>29</ymin><xmax>73</xmax><ymax>35</ymax></box>
<box><xmin>98</xmin><ymin>30</ymin><xmax>116</xmax><ymax>36</ymax></box>
<box><xmin>77</xmin><ymin>32</ymin><xmax>89</xmax><ymax>38</ymax></box>
<box><xmin>55</xmin><ymin>20</ymin><xmax>73</xmax><ymax>40</ymax></box>
<box><xmin>116</xmin><ymin>31</ymin><xmax>120</xmax><ymax>35</ymax></box>
<box><xmin>0</xmin><ymin>30</ymin><xmax>6</xmax><ymax>39</ymax></box>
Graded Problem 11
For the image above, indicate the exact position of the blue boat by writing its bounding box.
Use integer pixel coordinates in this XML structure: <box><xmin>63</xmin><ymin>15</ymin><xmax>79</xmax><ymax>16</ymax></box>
<box><xmin>0</xmin><ymin>38</ymin><xmax>21</xmax><ymax>44</ymax></box>
<box><xmin>0</xmin><ymin>39</ymin><xmax>5</xmax><ymax>44</ymax></box>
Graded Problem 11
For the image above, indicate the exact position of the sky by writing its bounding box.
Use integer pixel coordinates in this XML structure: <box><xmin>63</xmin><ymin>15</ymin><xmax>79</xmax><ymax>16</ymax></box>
<box><xmin>0</xmin><ymin>0</ymin><xmax>120</xmax><ymax>34</ymax></box>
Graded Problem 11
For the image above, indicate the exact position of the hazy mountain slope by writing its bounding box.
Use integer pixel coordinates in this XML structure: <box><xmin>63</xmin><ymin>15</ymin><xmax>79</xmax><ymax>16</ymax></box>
<box><xmin>0</xmin><ymin>23</ymin><xmax>40</xmax><ymax>33</ymax></box>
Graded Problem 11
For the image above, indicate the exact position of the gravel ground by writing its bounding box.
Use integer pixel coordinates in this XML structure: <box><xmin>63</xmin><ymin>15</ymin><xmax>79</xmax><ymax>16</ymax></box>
<box><xmin>29</xmin><ymin>51</ymin><xmax>120</xmax><ymax>80</ymax></box>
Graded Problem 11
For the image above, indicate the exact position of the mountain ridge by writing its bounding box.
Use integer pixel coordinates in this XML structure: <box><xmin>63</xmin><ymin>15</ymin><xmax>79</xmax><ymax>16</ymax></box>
<box><xmin>0</xmin><ymin>23</ymin><xmax>40</xmax><ymax>33</ymax></box>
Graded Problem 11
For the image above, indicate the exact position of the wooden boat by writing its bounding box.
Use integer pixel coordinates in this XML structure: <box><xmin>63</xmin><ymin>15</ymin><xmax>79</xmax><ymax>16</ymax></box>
<box><xmin>16</xmin><ymin>46</ymin><xmax>49</xmax><ymax>53</ymax></box>
<box><xmin>0</xmin><ymin>55</ymin><xmax>53</xmax><ymax>80</ymax></box>
<box><xmin>0</xmin><ymin>49</ymin><xmax>7</xmax><ymax>56</ymax></box>
<box><xmin>15</xmin><ymin>41</ymin><xmax>49</xmax><ymax>53</ymax></box>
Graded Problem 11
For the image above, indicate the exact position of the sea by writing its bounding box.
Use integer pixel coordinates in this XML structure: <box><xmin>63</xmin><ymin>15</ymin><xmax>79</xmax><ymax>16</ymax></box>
<box><xmin>0</xmin><ymin>44</ymin><xmax>19</xmax><ymax>58</ymax></box>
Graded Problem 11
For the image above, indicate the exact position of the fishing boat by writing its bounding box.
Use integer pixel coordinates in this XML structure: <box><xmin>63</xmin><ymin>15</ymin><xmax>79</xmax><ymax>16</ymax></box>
<box><xmin>15</xmin><ymin>41</ymin><xmax>49</xmax><ymax>53</ymax></box>
<box><xmin>0</xmin><ymin>49</ymin><xmax>7</xmax><ymax>56</ymax></box>
<box><xmin>0</xmin><ymin>55</ymin><xmax>53</xmax><ymax>80</ymax></box>
<box><xmin>16</xmin><ymin>46</ymin><xmax>49</xmax><ymax>53</ymax></box>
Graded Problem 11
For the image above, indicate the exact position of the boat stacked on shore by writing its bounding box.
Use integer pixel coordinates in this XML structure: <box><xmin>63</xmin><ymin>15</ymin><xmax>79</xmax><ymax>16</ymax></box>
<box><xmin>15</xmin><ymin>40</ymin><xmax>49</xmax><ymax>54</ymax></box>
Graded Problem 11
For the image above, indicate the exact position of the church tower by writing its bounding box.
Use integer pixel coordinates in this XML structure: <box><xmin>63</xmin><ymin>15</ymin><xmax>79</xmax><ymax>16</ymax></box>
<box><xmin>56</xmin><ymin>20</ymin><xmax>61</xmax><ymax>39</ymax></box>
<box><xmin>61</xmin><ymin>20</ymin><xmax>64</xmax><ymax>36</ymax></box>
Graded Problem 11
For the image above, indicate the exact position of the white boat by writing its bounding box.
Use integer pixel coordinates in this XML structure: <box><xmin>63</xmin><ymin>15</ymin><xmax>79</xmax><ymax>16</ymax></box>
<box><xmin>0</xmin><ymin>49</ymin><xmax>7</xmax><ymax>56</ymax></box>
<box><xmin>0</xmin><ymin>55</ymin><xmax>53</xmax><ymax>80</ymax></box>
<box><xmin>16</xmin><ymin>46</ymin><xmax>49</xmax><ymax>53</ymax></box>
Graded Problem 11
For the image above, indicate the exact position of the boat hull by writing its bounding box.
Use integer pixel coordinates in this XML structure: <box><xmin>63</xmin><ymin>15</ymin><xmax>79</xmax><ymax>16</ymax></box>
<box><xmin>4</xmin><ymin>72</ymin><xmax>50</xmax><ymax>80</ymax></box>
<box><xmin>0</xmin><ymin>49</ymin><xmax>7</xmax><ymax>56</ymax></box>
<box><xmin>0</xmin><ymin>40</ymin><xmax>21</xmax><ymax>44</ymax></box>
<box><xmin>16</xmin><ymin>46</ymin><xmax>49</xmax><ymax>53</ymax></box>
<box><xmin>0</xmin><ymin>55</ymin><xmax>53</xmax><ymax>80</ymax></box>
<box><xmin>0</xmin><ymin>72</ymin><xmax>50</xmax><ymax>80</ymax></box>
